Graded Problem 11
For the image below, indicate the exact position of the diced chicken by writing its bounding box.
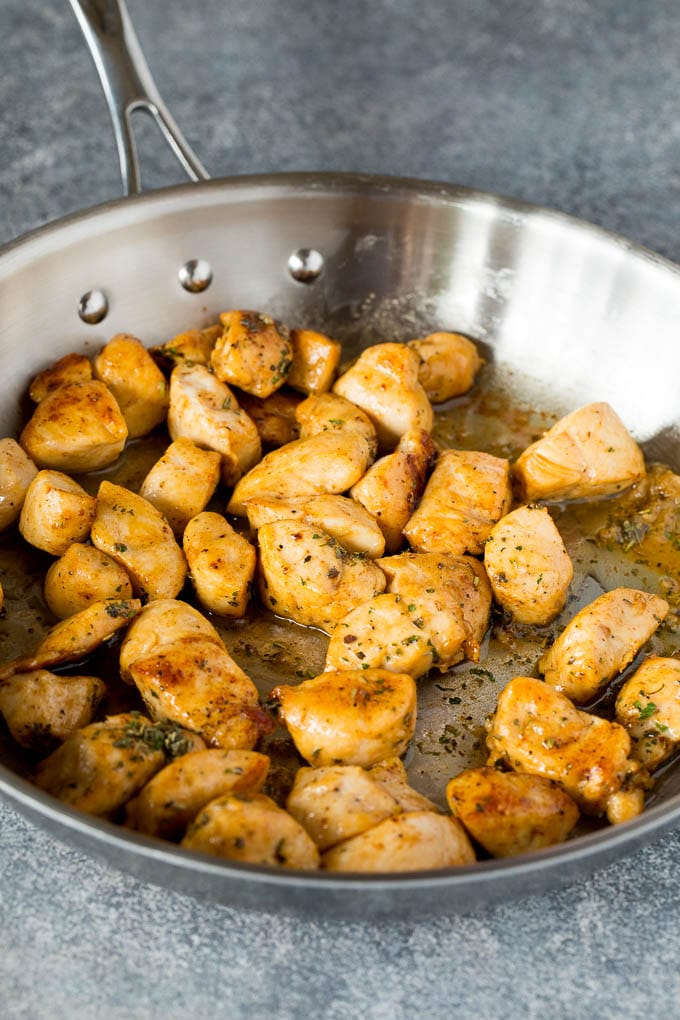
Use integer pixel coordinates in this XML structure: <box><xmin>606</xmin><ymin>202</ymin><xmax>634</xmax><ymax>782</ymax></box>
<box><xmin>91</xmin><ymin>480</ymin><xmax>187</xmax><ymax>601</ymax></box>
<box><xmin>321</xmin><ymin>811</ymin><xmax>475</xmax><ymax>872</ymax></box>
<box><xmin>93</xmin><ymin>333</ymin><xmax>169</xmax><ymax>439</ymax></box>
<box><xmin>167</xmin><ymin>363</ymin><xmax>261</xmax><ymax>486</ymax></box>
<box><xmin>367</xmin><ymin>758</ymin><xmax>439</xmax><ymax>813</ymax></box>
<box><xmin>0</xmin><ymin>670</ymin><xmax>106</xmax><ymax>751</ymax></box>
<box><xmin>181</xmin><ymin>792</ymin><xmax>320</xmax><ymax>869</ymax></box>
<box><xmin>513</xmin><ymin>402</ymin><xmax>646</xmax><ymax>502</ymax></box>
<box><xmin>245</xmin><ymin>493</ymin><xmax>385</xmax><ymax>558</ymax></box>
<box><xmin>403</xmin><ymin>449</ymin><xmax>512</xmax><ymax>556</ymax></box>
<box><xmin>256</xmin><ymin>520</ymin><xmax>386</xmax><ymax>632</ymax></box>
<box><xmin>125</xmin><ymin>748</ymin><xmax>269</xmax><ymax>840</ymax></box>
<box><xmin>445</xmin><ymin>766</ymin><xmax>580</xmax><ymax>857</ymax></box>
<box><xmin>119</xmin><ymin>598</ymin><xmax>224</xmax><ymax>683</ymax></box>
<box><xmin>486</xmin><ymin>676</ymin><xmax>646</xmax><ymax>821</ymax></box>
<box><xmin>151</xmin><ymin>324</ymin><xmax>220</xmax><ymax>368</ymax></box>
<box><xmin>538</xmin><ymin>587</ymin><xmax>669</xmax><ymax>703</ymax></box>
<box><xmin>295</xmin><ymin>392</ymin><xmax>377</xmax><ymax>457</ymax></box>
<box><xmin>407</xmin><ymin>331</ymin><xmax>483</xmax><ymax>402</ymax></box>
<box><xmin>44</xmin><ymin>543</ymin><xmax>133</xmax><ymax>619</ymax></box>
<box><xmin>483</xmin><ymin>505</ymin><xmax>574</xmax><ymax>625</ymax></box>
<box><xmin>237</xmin><ymin>388</ymin><xmax>302</xmax><ymax>449</ymax></box>
<box><xmin>0</xmin><ymin>438</ymin><xmax>38</xmax><ymax>532</ymax></box>
<box><xmin>19</xmin><ymin>470</ymin><xmax>96</xmax><ymax>556</ymax></box>
<box><xmin>29</xmin><ymin>352</ymin><xmax>93</xmax><ymax>403</ymax></box>
<box><xmin>210</xmin><ymin>310</ymin><xmax>293</xmax><ymax>398</ymax></box>
<box><xmin>350</xmin><ymin>427</ymin><xmax>435</xmax><ymax>553</ymax></box>
<box><xmin>227</xmin><ymin>430</ymin><xmax>374</xmax><ymax>516</ymax></box>
<box><xmin>138</xmin><ymin>437</ymin><xmax>221</xmax><ymax>537</ymax></box>
<box><xmin>615</xmin><ymin>657</ymin><xmax>680</xmax><ymax>768</ymax></box>
<box><xmin>20</xmin><ymin>380</ymin><xmax>128</xmax><ymax>473</ymax></box>
<box><xmin>287</xmin><ymin>328</ymin><xmax>342</xmax><ymax>395</ymax></box>
<box><xmin>271</xmin><ymin>668</ymin><xmax>417</xmax><ymax>768</ymax></box>
<box><xmin>333</xmin><ymin>342</ymin><xmax>433</xmax><ymax>448</ymax></box>
<box><xmin>183</xmin><ymin>511</ymin><xmax>256</xmax><ymax>617</ymax></box>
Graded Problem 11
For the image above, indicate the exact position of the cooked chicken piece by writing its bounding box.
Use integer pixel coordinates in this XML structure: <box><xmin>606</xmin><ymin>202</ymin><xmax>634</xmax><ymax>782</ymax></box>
<box><xmin>257</xmin><ymin>520</ymin><xmax>385</xmax><ymax>632</ymax></box>
<box><xmin>119</xmin><ymin>598</ymin><xmax>224</xmax><ymax>683</ymax></box>
<box><xmin>295</xmin><ymin>392</ymin><xmax>377</xmax><ymax>457</ymax></box>
<box><xmin>91</xmin><ymin>480</ymin><xmax>187</xmax><ymax>601</ymax></box>
<box><xmin>322</xmin><ymin>811</ymin><xmax>475</xmax><ymax>872</ymax></box>
<box><xmin>138</xmin><ymin>437</ymin><xmax>221</xmax><ymax>538</ymax></box>
<box><xmin>483</xmin><ymin>505</ymin><xmax>574</xmax><ymax>625</ymax></box>
<box><xmin>445</xmin><ymin>766</ymin><xmax>580</xmax><ymax>857</ymax></box>
<box><xmin>210</xmin><ymin>310</ymin><xmax>293</xmax><ymax>399</ymax></box>
<box><xmin>125</xmin><ymin>748</ymin><xmax>269</xmax><ymax>840</ymax></box>
<box><xmin>368</xmin><ymin>758</ymin><xmax>439</xmax><ymax>813</ymax></box>
<box><xmin>271</xmin><ymin>668</ymin><xmax>416</xmax><ymax>768</ymax></box>
<box><xmin>227</xmin><ymin>430</ymin><xmax>374</xmax><ymax>516</ymax></box>
<box><xmin>167</xmin><ymin>363</ymin><xmax>261</xmax><ymax>486</ymax></box>
<box><xmin>538</xmin><ymin>587</ymin><xmax>669</xmax><ymax>703</ymax></box>
<box><xmin>407</xmin><ymin>331</ymin><xmax>483</xmax><ymax>403</ymax></box>
<box><xmin>93</xmin><ymin>333</ymin><xmax>169</xmax><ymax>439</ymax></box>
<box><xmin>19</xmin><ymin>470</ymin><xmax>96</xmax><ymax>556</ymax></box>
<box><xmin>350</xmin><ymin>427</ymin><xmax>435</xmax><ymax>553</ymax></box>
<box><xmin>333</xmin><ymin>342</ymin><xmax>433</xmax><ymax>448</ymax></box>
<box><xmin>44</xmin><ymin>543</ymin><xmax>133</xmax><ymax>619</ymax></box>
<box><xmin>20</xmin><ymin>380</ymin><xmax>128</xmax><ymax>473</ymax></box>
<box><xmin>615</xmin><ymin>656</ymin><xmax>680</xmax><ymax>769</ymax></box>
<box><xmin>151</xmin><ymin>324</ymin><xmax>220</xmax><ymax>368</ymax></box>
<box><xmin>0</xmin><ymin>438</ymin><xmax>38</xmax><ymax>532</ymax></box>
<box><xmin>403</xmin><ymin>449</ymin><xmax>512</xmax><ymax>556</ymax></box>
<box><xmin>183</xmin><ymin>511</ymin><xmax>256</xmax><ymax>617</ymax></box>
<box><xmin>0</xmin><ymin>598</ymin><xmax>140</xmax><ymax>682</ymax></box>
<box><xmin>29</xmin><ymin>352</ymin><xmax>93</xmax><ymax>403</ymax></box>
<box><xmin>486</xmin><ymin>675</ymin><xmax>645</xmax><ymax>821</ymax></box>
<box><xmin>236</xmin><ymin>388</ymin><xmax>302</xmax><ymax>449</ymax></box>
<box><xmin>286</xmin><ymin>765</ymin><xmax>400</xmax><ymax>851</ymax></box>
<box><xmin>245</xmin><ymin>494</ymin><xmax>385</xmax><ymax>558</ymax></box>
<box><xmin>0</xmin><ymin>670</ymin><xmax>105</xmax><ymax>752</ymax></box>
<box><xmin>513</xmin><ymin>402</ymin><xmax>646</xmax><ymax>502</ymax></box>
<box><xmin>181</xmin><ymin>791</ymin><xmax>320</xmax><ymax>869</ymax></box>
<box><xmin>378</xmin><ymin>551</ymin><xmax>492</xmax><ymax>663</ymax></box>
<box><xmin>287</xmin><ymin>328</ymin><xmax>342</xmax><ymax>395</ymax></box>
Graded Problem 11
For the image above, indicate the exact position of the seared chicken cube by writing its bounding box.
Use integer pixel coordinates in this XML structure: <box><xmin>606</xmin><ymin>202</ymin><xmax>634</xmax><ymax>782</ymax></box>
<box><xmin>44</xmin><ymin>543</ymin><xmax>133</xmax><ymax>619</ymax></box>
<box><xmin>93</xmin><ymin>333</ymin><xmax>169</xmax><ymax>439</ymax></box>
<box><xmin>322</xmin><ymin>811</ymin><xmax>475</xmax><ymax>872</ymax></box>
<box><xmin>119</xmin><ymin>598</ymin><xmax>225</xmax><ymax>683</ymax></box>
<box><xmin>245</xmin><ymin>493</ymin><xmax>385</xmax><ymax>558</ymax></box>
<box><xmin>0</xmin><ymin>670</ymin><xmax>105</xmax><ymax>751</ymax></box>
<box><xmin>333</xmin><ymin>342</ymin><xmax>433</xmax><ymax>448</ymax></box>
<box><xmin>287</xmin><ymin>328</ymin><xmax>342</xmax><ymax>395</ymax></box>
<box><xmin>151</xmin><ymin>324</ymin><xmax>220</xmax><ymax>368</ymax></box>
<box><xmin>167</xmin><ymin>363</ymin><xmax>261</xmax><ymax>486</ymax></box>
<box><xmin>615</xmin><ymin>656</ymin><xmax>680</xmax><ymax>768</ymax></box>
<box><xmin>403</xmin><ymin>449</ymin><xmax>512</xmax><ymax>556</ymax></box>
<box><xmin>181</xmin><ymin>791</ymin><xmax>320</xmax><ymax>869</ymax></box>
<box><xmin>183</xmin><ymin>511</ymin><xmax>256</xmax><ymax>617</ymax></box>
<box><xmin>271</xmin><ymin>668</ymin><xmax>417</xmax><ymax>768</ymax></box>
<box><xmin>513</xmin><ymin>402</ymin><xmax>645</xmax><ymax>502</ymax></box>
<box><xmin>210</xmin><ymin>310</ymin><xmax>293</xmax><ymax>399</ymax></box>
<box><xmin>28</xmin><ymin>352</ymin><xmax>93</xmax><ymax>403</ymax></box>
<box><xmin>0</xmin><ymin>438</ymin><xmax>38</xmax><ymax>532</ymax></box>
<box><xmin>368</xmin><ymin>757</ymin><xmax>439</xmax><ymax>813</ymax></box>
<box><xmin>257</xmin><ymin>520</ymin><xmax>386</xmax><ymax>632</ymax></box>
<box><xmin>138</xmin><ymin>437</ymin><xmax>221</xmax><ymax>538</ymax></box>
<box><xmin>125</xmin><ymin>748</ymin><xmax>269</xmax><ymax>839</ymax></box>
<box><xmin>19</xmin><ymin>470</ymin><xmax>96</xmax><ymax>556</ymax></box>
<box><xmin>483</xmin><ymin>505</ymin><xmax>574</xmax><ymax>625</ymax></box>
<box><xmin>350</xmin><ymin>427</ymin><xmax>435</xmax><ymax>553</ymax></box>
<box><xmin>20</xmin><ymin>380</ymin><xmax>127</xmax><ymax>473</ymax></box>
<box><xmin>539</xmin><ymin>587</ymin><xmax>669</xmax><ymax>703</ymax></box>
<box><xmin>408</xmin><ymin>331</ymin><xmax>483</xmax><ymax>402</ymax></box>
<box><xmin>295</xmin><ymin>392</ymin><xmax>377</xmax><ymax>457</ymax></box>
<box><xmin>91</xmin><ymin>480</ymin><xmax>187</xmax><ymax>601</ymax></box>
<box><xmin>486</xmin><ymin>676</ymin><xmax>645</xmax><ymax>822</ymax></box>
<box><xmin>237</xmin><ymin>388</ymin><xmax>302</xmax><ymax>449</ymax></box>
<box><xmin>445</xmin><ymin>766</ymin><xmax>579</xmax><ymax>857</ymax></box>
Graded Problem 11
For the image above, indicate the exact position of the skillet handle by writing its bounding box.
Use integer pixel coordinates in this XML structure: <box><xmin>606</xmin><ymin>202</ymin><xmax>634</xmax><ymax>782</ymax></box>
<box><xmin>69</xmin><ymin>0</ymin><xmax>210</xmax><ymax>195</ymax></box>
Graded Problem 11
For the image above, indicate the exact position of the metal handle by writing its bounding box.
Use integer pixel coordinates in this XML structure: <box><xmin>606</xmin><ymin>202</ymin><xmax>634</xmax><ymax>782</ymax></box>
<box><xmin>69</xmin><ymin>0</ymin><xmax>210</xmax><ymax>195</ymax></box>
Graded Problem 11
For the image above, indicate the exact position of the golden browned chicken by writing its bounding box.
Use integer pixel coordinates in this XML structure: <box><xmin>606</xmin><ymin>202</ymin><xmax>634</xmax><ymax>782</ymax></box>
<box><xmin>403</xmin><ymin>449</ymin><xmax>512</xmax><ymax>556</ymax></box>
<box><xmin>538</xmin><ymin>587</ymin><xmax>669</xmax><ymax>703</ymax></box>
<box><xmin>237</xmin><ymin>388</ymin><xmax>302</xmax><ymax>449</ymax></box>
<box><xmin>138</xmin><ymin>437</ymin><xmax>221</xmax><ymax>537</ymax></box>
<box><xmin>245</xmin><ymin>493</ymin><xmax>385</xmax><ymax>558</ymax></box>
<box><xmin>615</xmin><ymin>656</ymin><xmax>680</xmax><ymax>768</ymax></box>
<box><xmin>118</xmin><ymin>598</ymin><xmax>222</xmax><ymax>682</ymax></box>
<box><xmin>321</xmin><ymin>811</ymin><xmax>475</xmax><ymax>872</ymax></box>
<box><xmin>28</xmin><ymin>352</ymin><xmax>93</xmax><ymax>403</ymax></box>
<box><xmin>287</xmin><ymin>328</ymin><xmax>342</xmax><ymax>395</ymax></box>
<box><xmin>513</xmin><ymin>402</ymin><xmax>646</xmax><ymax>502</ymax></box>
<box><xmin>44</xmin><ymin>543</ymin><xmax>133</xmax><ymax>619</ymax></box>
<box><xmin>294</xmin><ymin>392</ymin><xmax>378</xmax><ymax>457</ymax></box>
<box><xmin>0</xmin><ymin>438</ymin><xmax>38</xmax><ymax>532</ymax></box>
<box><xmin>367</xmin><ymin>757</ymin><xmax>439</xmax><ymax>813</ymax></box>
<box><xmin>93</xmin><ymin>333</ymin><xmax>169</xmax><ymax>439</ymax></box>
<box><xmin>407</xmin><ymin>331</ymin><xmax>483</xmax><ymax>403</ymax></box>
<box><xmin>0</xmin><ymin>670</ymin><xmax>106</xmax><ymax>751</ymax></box>
<box><xmin>19</xmin><ymin>470</ymin><xmax>96</xmax><ymax>556</ymax></box>
<box><xmin>151</xmin><ymin>324</ymin><xmax>220</xmax><ymax>368</ymax></box>
<box><xmin>483</xmin><ymin>505</ymin><xmax>574</xmax><ymax>625</ymax></box>
<box><xmin>210</xmin><ymin>310</ymin><xmax>293</xmax><ymax>399</ymax></box>
<box><xmin>183</xmin><ymin>511</ymin><xmax>256</xmax><ymax>617</ymax></box>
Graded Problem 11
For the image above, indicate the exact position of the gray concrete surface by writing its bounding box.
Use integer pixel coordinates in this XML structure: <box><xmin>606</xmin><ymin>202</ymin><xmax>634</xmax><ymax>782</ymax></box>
<box><xmin>2</xmin><ymin>1</ymin><xmax>680</xmax><ymax>1016</ymax></box>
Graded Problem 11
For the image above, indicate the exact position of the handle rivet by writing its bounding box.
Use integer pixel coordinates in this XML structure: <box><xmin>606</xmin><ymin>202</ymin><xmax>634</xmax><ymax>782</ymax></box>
<box><xmin>288</xmin><ymin>248</ymin><xmax>324</xmax><ymax>283</ymax></box>
<box><xmin>179</xmin><ymin>259</ymin><xmax>213</xmax><ymax>293</ymax></box>
<box><xmin>78</xmin><ymin>289</ymin><xmax>109</xmax><ymax>324</ymax></box>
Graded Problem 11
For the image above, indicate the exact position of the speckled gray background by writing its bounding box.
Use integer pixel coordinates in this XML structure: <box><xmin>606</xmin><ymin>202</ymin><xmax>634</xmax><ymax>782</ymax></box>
<box><xmin>2</xmin><ymin>1</ymin><xmax>680</xmax><ymax>1017</ymax></box>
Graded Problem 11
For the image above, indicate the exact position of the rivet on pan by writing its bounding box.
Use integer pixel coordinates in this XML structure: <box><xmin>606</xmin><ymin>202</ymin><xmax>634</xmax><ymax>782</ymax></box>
<box><xmin>179</xmin><ymin>259</ymin><xmax>213</xmax><ymax>293</ymax></box>
<box><xmin>78</xmin><ymin>289</ymin><xmax>109</xmax><ymax>324</ymax></box>
<box><xmin>288</xmin><ymin>248</ymin><xmax>324</xmax><ymax>283</ymax></box>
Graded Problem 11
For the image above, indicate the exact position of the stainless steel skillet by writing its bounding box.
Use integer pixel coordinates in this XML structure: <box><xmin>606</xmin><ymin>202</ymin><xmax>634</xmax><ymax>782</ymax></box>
<box><xmin>0</xmin><ymin>0</ymin><xmax>678</xmax><ymax>919</ymax></box>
